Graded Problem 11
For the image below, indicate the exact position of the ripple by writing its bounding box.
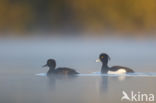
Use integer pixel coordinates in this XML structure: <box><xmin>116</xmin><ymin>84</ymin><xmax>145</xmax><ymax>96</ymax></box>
<box><xmin>36</xmin><ymin>72</ymin><xmax>156</xmax><ymax>77</ymax></box>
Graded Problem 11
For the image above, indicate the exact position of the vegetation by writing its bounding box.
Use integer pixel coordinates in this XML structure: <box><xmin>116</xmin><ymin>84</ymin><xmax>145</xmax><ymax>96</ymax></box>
<box><xmin>0</xmin><ymin>0</ymin><xmax>156</xmax><ymax>34</ymax></box>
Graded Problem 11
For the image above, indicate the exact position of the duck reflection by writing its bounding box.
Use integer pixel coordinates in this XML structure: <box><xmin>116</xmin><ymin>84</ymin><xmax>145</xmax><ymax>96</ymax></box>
<box><xmin>47</xmin><ymin>72</ymin><xmax>78</xmax><ymax>90</ymax></box>
<box><xmin>100</xmin><ymin>76</ymin><xmax>108</xmax><ymax>93</ymax></box>
<box><xmin>100</xmin><ymin>75</ymin><xmax>127</xmax><ymax>94</ymax></box>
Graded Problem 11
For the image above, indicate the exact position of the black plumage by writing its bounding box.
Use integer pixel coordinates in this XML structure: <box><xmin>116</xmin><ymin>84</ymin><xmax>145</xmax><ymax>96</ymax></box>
<box><xmin>97</xmin><ymin>53</ymin><xmax>134</xmax><ymax>74</ymax></box>
<box><xmin>43</xmin><ymin>59</ymin><xmax>79</xmax><ymax>75</ymax></box>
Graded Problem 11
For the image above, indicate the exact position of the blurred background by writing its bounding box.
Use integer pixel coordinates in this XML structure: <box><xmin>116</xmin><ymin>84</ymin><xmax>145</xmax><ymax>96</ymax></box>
<box><xmin>0</xmin><ymin>1</ymin><xmax>156</xmax><ymax>103</ymax></box>
<box><xmin>0</xmin><ymin>0</ymin><xmax>156</xmax><ymax>36</ymax></box>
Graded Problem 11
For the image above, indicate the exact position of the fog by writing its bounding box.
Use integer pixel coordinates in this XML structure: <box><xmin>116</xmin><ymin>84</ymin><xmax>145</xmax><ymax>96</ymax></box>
<box><xmin>0</xmin><ymin>36</ymin><xmax>156</xmax><ymax>103</ymax></box>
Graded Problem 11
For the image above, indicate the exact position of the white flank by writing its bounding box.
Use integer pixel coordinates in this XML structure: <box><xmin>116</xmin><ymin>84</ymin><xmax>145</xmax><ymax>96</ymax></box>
<box><xmin>108</xmin><ymin>69</ymin><xmax>126</xmax><ymax>74</ymax></box>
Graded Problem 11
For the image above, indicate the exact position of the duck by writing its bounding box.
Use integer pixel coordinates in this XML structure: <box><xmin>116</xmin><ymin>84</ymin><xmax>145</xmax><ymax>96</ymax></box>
<box><xmin>43</xmin><ymin>59</ymin><xmax>79</xmax><ymax>75</ymax></box>
<box><xmin>96</xmin><ymin>53</ymin><xmax>134</xmax><ymax>74</ymax></box>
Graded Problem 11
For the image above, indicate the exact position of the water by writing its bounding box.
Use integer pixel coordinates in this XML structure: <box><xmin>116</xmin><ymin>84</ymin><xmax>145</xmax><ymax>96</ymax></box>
<box><xmin>0</xmin><ymin>36</ymin><xmax>156</xmax><ymax>103</ymax></box>
<box><xmin>37</xmin><ymin>72</ymin><xmax>156</xmax><ymax>77</ymax></box>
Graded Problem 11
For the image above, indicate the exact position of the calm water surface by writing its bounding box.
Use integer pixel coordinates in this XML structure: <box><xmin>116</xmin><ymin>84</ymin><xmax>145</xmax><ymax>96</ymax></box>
<box><xmin>0</xmin><ymin>37</ymin><xmax>156</xmax><ymax>103</ymax></box>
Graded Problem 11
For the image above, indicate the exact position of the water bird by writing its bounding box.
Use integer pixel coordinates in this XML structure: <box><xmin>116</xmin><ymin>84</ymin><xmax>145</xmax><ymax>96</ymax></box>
<box><xmin>96</xmin><ymin>53</ymin><xmax>134</xmax><ymax>74</ymax></box>
<box><xmin>43</xmin><ymin>59</ymin><xmax>79</xmax><ymax>75</ymax></box>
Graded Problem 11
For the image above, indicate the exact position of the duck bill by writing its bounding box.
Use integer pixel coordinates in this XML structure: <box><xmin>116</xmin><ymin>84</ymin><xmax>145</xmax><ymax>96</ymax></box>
<box><xmin>42</xmin><ymin>64</ymin><xmax>47</xmax><ymax>68</ymax></box>
<box><xmin>96</xmin><ymin>59</ymin><xmax>100</xmax><ymax>62</ymax></box>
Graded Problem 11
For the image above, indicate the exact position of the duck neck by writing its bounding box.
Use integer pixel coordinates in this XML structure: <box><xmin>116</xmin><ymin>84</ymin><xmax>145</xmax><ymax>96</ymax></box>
<box><xmin>101</xmin><ymin>63</ymin><xmax>109</xmax><ymax>73</ymax></box>
<box><xmin>48</xmin><ymin>67</ymin><xmax>55</xmax><ymax>73</ymax></box>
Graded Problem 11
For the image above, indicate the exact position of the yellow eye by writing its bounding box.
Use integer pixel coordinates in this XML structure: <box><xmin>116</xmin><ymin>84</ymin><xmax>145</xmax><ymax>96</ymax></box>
<box><xmin>101</xmin><ymin>56</ymin><xmax>104</xmax><ymax>58</ymax></box>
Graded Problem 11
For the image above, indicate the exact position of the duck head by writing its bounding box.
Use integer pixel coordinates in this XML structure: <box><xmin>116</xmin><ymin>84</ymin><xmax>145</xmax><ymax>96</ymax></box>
<box><xmin>96</xmin><ymin>53</ymin><xmax>111</xmax><ymax>65</ymax></box>
<box><xmin>43</xmin><ymin>59</ymin><xmax>56</xmax><ymax>69</ymax></box>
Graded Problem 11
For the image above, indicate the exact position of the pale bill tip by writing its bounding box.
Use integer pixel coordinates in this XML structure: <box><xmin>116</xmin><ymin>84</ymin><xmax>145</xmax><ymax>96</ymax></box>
<box><xmin>96</xmin><ymin>59</ymin><xmax>100</xmax><ymax>62</ymax></box>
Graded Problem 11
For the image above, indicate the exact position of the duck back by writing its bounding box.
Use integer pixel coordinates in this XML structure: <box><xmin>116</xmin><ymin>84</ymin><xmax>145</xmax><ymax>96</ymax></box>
<box><xmin>55</xmin><ymin>67</ymin><xmax>79</xmax><ymax>75</ymax></box>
